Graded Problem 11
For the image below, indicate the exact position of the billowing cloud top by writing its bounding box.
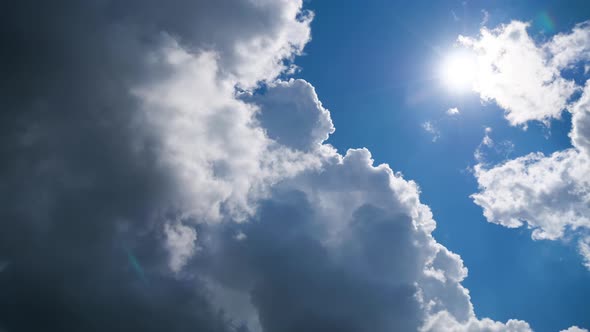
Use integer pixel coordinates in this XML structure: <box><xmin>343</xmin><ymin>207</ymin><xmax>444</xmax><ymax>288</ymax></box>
<box><xmin>458</xmin><ymin>21</ymin><xmax>578</xmax><ymax>126</ymax></box>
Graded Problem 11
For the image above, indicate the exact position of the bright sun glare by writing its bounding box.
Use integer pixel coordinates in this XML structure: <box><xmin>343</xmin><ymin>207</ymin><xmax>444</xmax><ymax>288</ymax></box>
<box><xmin>440</xmin><ymin>50</ymin><xmax>478</xmax><ymax>92</ymax></box>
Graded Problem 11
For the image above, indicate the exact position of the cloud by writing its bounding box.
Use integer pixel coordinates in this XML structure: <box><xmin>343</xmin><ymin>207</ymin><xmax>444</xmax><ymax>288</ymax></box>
<box><xmin>579</xmin><ymin>237</ymin><xmax>590</xmax><ymax>270</ymax></box>
<box><xmin>473</xmin><ymin>127</ymin><xmax>515</xmax><ymax>165</ymax></box>
<box><xmin>459</xmin><ymin>21</ymin><xmax>578</xmax><ymax>126</ymax></box>
<box><xmin>473</xmin><ymin>148</ymin><xmax>590</xmax><ymax>239</ymax></box>
<box><xmin>473</xmin><ymin>127</ymin><xmax>494</xmax><ymax>163</ymax></box>
<box><xmin>164</xmin><ymin>221</ymin><xmax>198</xmax><ymax>273</ymax></box>
<box><xmin>561</xmin><ymin>327</ymin><xmax>590</xmax><ymax>332</ymax></box>
<box><xmin>447</xmin><ymin>107</ymin><xmax>460</xmax><ymax>116</ymax></box>
<box><xmin>472</xmin><ymin>82</ymin><xmax>590</xmax><ymax>266</ymax></box>
<box><xmin>0</xmin><ymin>0</ymin><xmax>316</xmax><ymax>330</ymax></box>
<box><xmin>244</xmin><ymin>79</ymin><xmax>335</xmax><ymax>152</ymax></box>
<box><xmin>422</xmin><ymin>310</ymin><xmax>532</xmax><ymax>332</ymax></box>
<box><xmin>195</xmin><ymin>148</ymin><xmax>530</xmax><ymax>331</ymax></box>
<box><xmin>480</xmin><ymin>10</ymin><xmax>490</xmax><ymax>27</ymax></box>
<box><xmin>571</xmin><ymin>80</ymin><xmax>590</xmax><ymax>155</ymax></box>
<box><xmin>470</xmin><ymin>22</ymin><xmax>590</xmax><ymax>271</ymax></box>
<box><xmin>0</xmin><ymin>2</ymin><xmax>568</xmax><ymax>332</ymax></box>
<box><xmin>132</xmin><ymin>44</ymin><xmax>323</xmax><ymax>222</ymax></box>
<box><xmin>546</xmin><ymin>21</ymin><xmax>590</xmax><ymax>70</ymax></box>
<box><xmin>422</xmin><ymin>121</ymin><xmax>441</xmax><ymax>142</ymax></box>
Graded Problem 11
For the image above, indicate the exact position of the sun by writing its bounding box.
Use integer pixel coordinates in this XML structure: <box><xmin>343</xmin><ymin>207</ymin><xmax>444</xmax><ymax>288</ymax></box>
<box><xmin>440</xmin><ymin>50</ymin><xmax>478</xmax><ymax>92</ymax></box>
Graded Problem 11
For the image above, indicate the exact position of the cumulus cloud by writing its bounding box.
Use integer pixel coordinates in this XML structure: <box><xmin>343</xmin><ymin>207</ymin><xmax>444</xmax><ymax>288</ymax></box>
<box><xmin>571</xmin><ymin>80</ymin><xmax>590</xmax><ymax>155</ymax></box>
<box><xmin>579</xmin><ymin>237</ymin><xmax>590</xmax><ymax>270</ymax></box>
<box><xmin>459</xmin><ymin>21</ymin><xmax>578</xmax><ymax>126</ymax></box>
<box><xmin>561</xmin><ymin>327</ymin><xmax>590</xmax><ymax>332</ymax></box>
<box><xmin>244</xmin><ymin>79</ymin><xmax>335</xmax><ymax>151</ymax></box>
<box><xmin>422</xmin><ymin>310</ymin><xmax>532</xmax><ymax>332</ymax></box>
<box><xmin>473</xmin><ymin>148</ymin><xmax>590</xmax><ymax>239</ymax></box>
<box><xmin>473</xmin><ymin>80</ymin><xmax>590</xmax><ymax>267</ymax></box>
<box><xmin>0</xmin><ymin>1</ymin><xmax>563</xmax><ymax>332</ymax></box>
<box><xmin>194</xmin><ymin>148</ymin><xmax>530</xmax><ymax>331</ymax></box>
<box><xmin>546</xmin><ymin>21</ymin><xmax>590</xmax><ymax>70</ymax></box>
<box><xmin>132</xmin><ymin>44</ymin><xmax>323</xmax><ymax>222</ymax></box>
<box><xmin>470</xmin><ymin>22</ymin><xmax>590</xmax><ymax>272</ymax></box>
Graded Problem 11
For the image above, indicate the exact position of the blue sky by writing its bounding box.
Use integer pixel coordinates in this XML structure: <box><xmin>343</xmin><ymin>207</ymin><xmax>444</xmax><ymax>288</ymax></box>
<box><xmin>296</xmin><ymin>1</ymin><xmax>590</xmax><ymax>331</ymax></box>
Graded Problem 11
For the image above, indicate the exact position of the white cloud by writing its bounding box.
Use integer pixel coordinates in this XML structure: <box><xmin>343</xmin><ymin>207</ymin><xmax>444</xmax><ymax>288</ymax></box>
<box><xmin>470</xmin><ymin>22</ymin><xmax>590</xmax><ymax>272</ymax></box>
<box><xmin>422</xmin><ymin>310</ymin><xmax>532</xmax><ymax>332</ymax></box>
<box><xmin>425</xmin><ymin>311</ymin><xmax>586</xmax><ymax>332</ymax></box>
<box><xmin>571</xmin><ymin>80</ymin><xmax>590</xmax><ymax>155</ymax></box>
<box><xmin>561</xmin><ymin>327</ymin><xmax>590</xmax><ymax>332</ymax></box>
<box><xmin>472</xmin><ymin>148</ymin><xmax>590</xmax><ymax>239</ymax></box>
<box><xmin>473</xmin><ymin>127</ymin><xmax>514</xmax><ymax>164</ymax></box>
<box><xmin>447</xmin><ymin>107</ymin><xmax>460</xmax><ymax>116</ymax></box>
<box><xmin>482</xmin><ymin>127</ymin><xmax>494</xmax><ymax>146</ymax></box>
<box><xmin>459</xmin><ymin>21</ymin><xmax>578</xmax><ymax>126</ymax></box>
<box><xmin>135</xmin><ymin>49</ymin><xmax>309</xmax><ymax>222</ymax></box>
<box><xmin>472</xmin><ymin>82</ymin><xmax>590</xmax><ymax>264</ymax></box>
<box><xmin>578</xmin><ymin>237</ymin><xmax>590</xmax><ymax>270</ymax></box>
<box><xmin>423</xmin><ymin>121</ymin><xmax>441</xmax><ymax>142</ymax></box>
<box><xmin>164</xmin><ymin>221</ymin><xmax>198</xmax><ymax>273</ymax></box>
<box><xmin>473</xmin><ymin>128</ymin><xmax>493</xmax><ymax>163</ymax></box>
<box><xmin>546</xmin><ymin>21</ymin><xmax>590</xmax><ymax>70</ymax></box>
<box><xmin>480</xmin><ymin>10</ymin><xmax>490</xmax><ymax>27</ymax></box>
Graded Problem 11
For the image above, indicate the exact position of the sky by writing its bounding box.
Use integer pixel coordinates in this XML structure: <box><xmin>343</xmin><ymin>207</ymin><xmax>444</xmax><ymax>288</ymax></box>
<box><xmin>0</xmin><ymin>1</ymin><xmax>589</xmax><ymax>332</ymax></box>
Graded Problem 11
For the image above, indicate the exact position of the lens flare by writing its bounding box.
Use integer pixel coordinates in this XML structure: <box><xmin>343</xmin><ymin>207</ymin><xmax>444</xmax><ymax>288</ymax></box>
<box><xmin>440</xmin><ymin>50</ymin><xmax>478</xmax><ymax>93</ymax></box>
<box><xmin>124</xmin><ymin>246</ymin><xmax>148</xmax><ymax>285</ymax></box>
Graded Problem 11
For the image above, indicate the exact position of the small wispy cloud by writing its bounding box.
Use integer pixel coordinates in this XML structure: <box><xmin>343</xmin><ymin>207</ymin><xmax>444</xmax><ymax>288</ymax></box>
<box><xmin>422</xmin><ymin>121</ymin><xmax>440</xmax><ymax>142</ymax></box>
<box><xmin>474</xmin><ymin>127</ymin><xmax>514</xmax><ymax>163</ymax></box>
<box><xmin>474</xmin><ymin>127</ymin><xmax>493</xmax><ymax>163</ymax></box>
<box><xmin>480</xmin><ymin>9</ymin><xmax>490</xmax><ymax>26</ymax></box>
<box><xmin>235</xmin><ymin>231</ymin><xmax>247</xmax><ymax>241</ymax></box>
<box><xmin>482</xmin><ymin>127</ymin><xmax>493</xmax><ymax>146</ymax></box>
<box><xmin>447</xmin><ymin>107</ymin><xmax>460</xmax><ymax>116</ymax></box>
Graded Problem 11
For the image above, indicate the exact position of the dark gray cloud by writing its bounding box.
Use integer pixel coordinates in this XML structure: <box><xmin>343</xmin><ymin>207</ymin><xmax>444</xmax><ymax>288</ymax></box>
<box><xmin>247</xmin><ymin>79</ymin><xmax>334</xmax><ymax>151</ymax></box>
<box><xmin>0</xmin><ymin>0</ymin><xmax>309</xmax><ymax>331</ymax></box>
<box><xmin>197</xmin><ymin>191</ymin><xmax>422</xmax><ymax>332</ymax></box>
